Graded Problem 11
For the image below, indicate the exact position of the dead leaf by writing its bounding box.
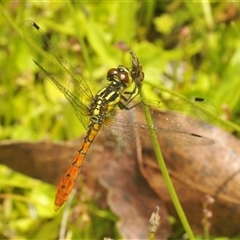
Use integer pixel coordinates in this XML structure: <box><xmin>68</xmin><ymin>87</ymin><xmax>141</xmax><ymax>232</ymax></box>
<box><xmin>0</xmin><ymin>139</ymin><xmax>170</xmax><ymax>239</ymax></box>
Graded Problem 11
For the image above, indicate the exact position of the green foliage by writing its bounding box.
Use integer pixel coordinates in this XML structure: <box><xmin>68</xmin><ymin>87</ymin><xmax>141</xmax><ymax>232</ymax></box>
<box><xmin>0</xmin><ymin>1</ymin><xmax>240</xmax><ymax>239</ymax></box>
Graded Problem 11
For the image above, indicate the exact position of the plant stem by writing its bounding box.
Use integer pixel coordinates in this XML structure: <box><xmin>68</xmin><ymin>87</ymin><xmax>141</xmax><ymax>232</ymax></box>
<box><xmin>139</xmin><ymin>87</ymin><xmax>195</xmax><ymax>240</ymax></box>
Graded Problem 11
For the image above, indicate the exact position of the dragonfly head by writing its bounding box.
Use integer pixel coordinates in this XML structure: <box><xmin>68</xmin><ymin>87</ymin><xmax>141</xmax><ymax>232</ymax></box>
<box><xmin>107</xmin><ymin>66</ymin><xmax>132</xmax><ymax>87</ymax></box>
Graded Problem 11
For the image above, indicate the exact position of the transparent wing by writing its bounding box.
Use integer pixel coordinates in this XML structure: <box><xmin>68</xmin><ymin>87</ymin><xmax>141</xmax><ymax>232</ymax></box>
<box><xmin>22</xmin><ymin>20</ymin><xmax>93</xmax><ymax>129</ymax></box>
<box><xmin>22</xmin><ymin>20</ymin><xmax>217</xmax><ymax>146</ymax></box>
<box><xmin>105</xmin><ymin>97</ymin><xmax>218</xmax><ymax>146</ymax></box>
<box><xmin>142</xmin><ymin>97</ymin><xmax>217</xmax><ymax>131</ymax></box>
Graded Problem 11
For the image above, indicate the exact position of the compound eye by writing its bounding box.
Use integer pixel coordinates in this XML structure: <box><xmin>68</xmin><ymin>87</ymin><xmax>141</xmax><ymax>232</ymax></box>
<box><xmin>117</xmin><ymin>67</ymin><xmax>130</xmax><ymax>84</ymax></box>
<box><xmin>107</xmin><ymin>68</ymin><xmax>118</xmax><ymax>81</ymax></box>
<box><xmin>118</xmin><ymin>70</ymin><xmax>130</xmax><ymax>84</ymax></box>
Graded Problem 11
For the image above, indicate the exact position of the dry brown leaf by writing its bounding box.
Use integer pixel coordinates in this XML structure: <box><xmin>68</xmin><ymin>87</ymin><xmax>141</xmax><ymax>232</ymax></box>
<box><xmin>95</xmin><ymin>137</ymin><xmax>170</xmax><ymax>239</ymax></box>
<box><xmin>0</xmin><ymin>139</ymin><xmax>170</xmax><ymax>239</ymax></box>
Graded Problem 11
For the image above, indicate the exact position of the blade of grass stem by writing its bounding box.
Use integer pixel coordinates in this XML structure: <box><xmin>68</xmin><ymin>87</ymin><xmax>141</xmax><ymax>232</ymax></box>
<box><xmin>139</xmin><ymin>87</ymin><xmax>195</xmax><ymax>240</ymax></box>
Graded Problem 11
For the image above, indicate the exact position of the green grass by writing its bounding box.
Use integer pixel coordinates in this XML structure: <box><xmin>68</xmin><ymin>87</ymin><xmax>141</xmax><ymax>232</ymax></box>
<box><xmin>1</xmin><ymin>1</ymin><xmax>240</xmax><ymax>239</ymax></box>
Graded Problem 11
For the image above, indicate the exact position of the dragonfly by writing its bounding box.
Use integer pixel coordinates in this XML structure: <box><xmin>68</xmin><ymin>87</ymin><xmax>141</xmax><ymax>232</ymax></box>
<box><xmin>22</xmin><ymin>20</ymin><xmax>217</xmax><ymax>211</ymax></box>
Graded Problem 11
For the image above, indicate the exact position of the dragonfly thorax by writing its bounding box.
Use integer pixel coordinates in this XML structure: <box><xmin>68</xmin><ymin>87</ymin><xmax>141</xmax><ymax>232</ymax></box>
<box><xmin>89</xmin><ymin>82</ymin><xmax>127</xmax><ymax>124</ymax></box>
